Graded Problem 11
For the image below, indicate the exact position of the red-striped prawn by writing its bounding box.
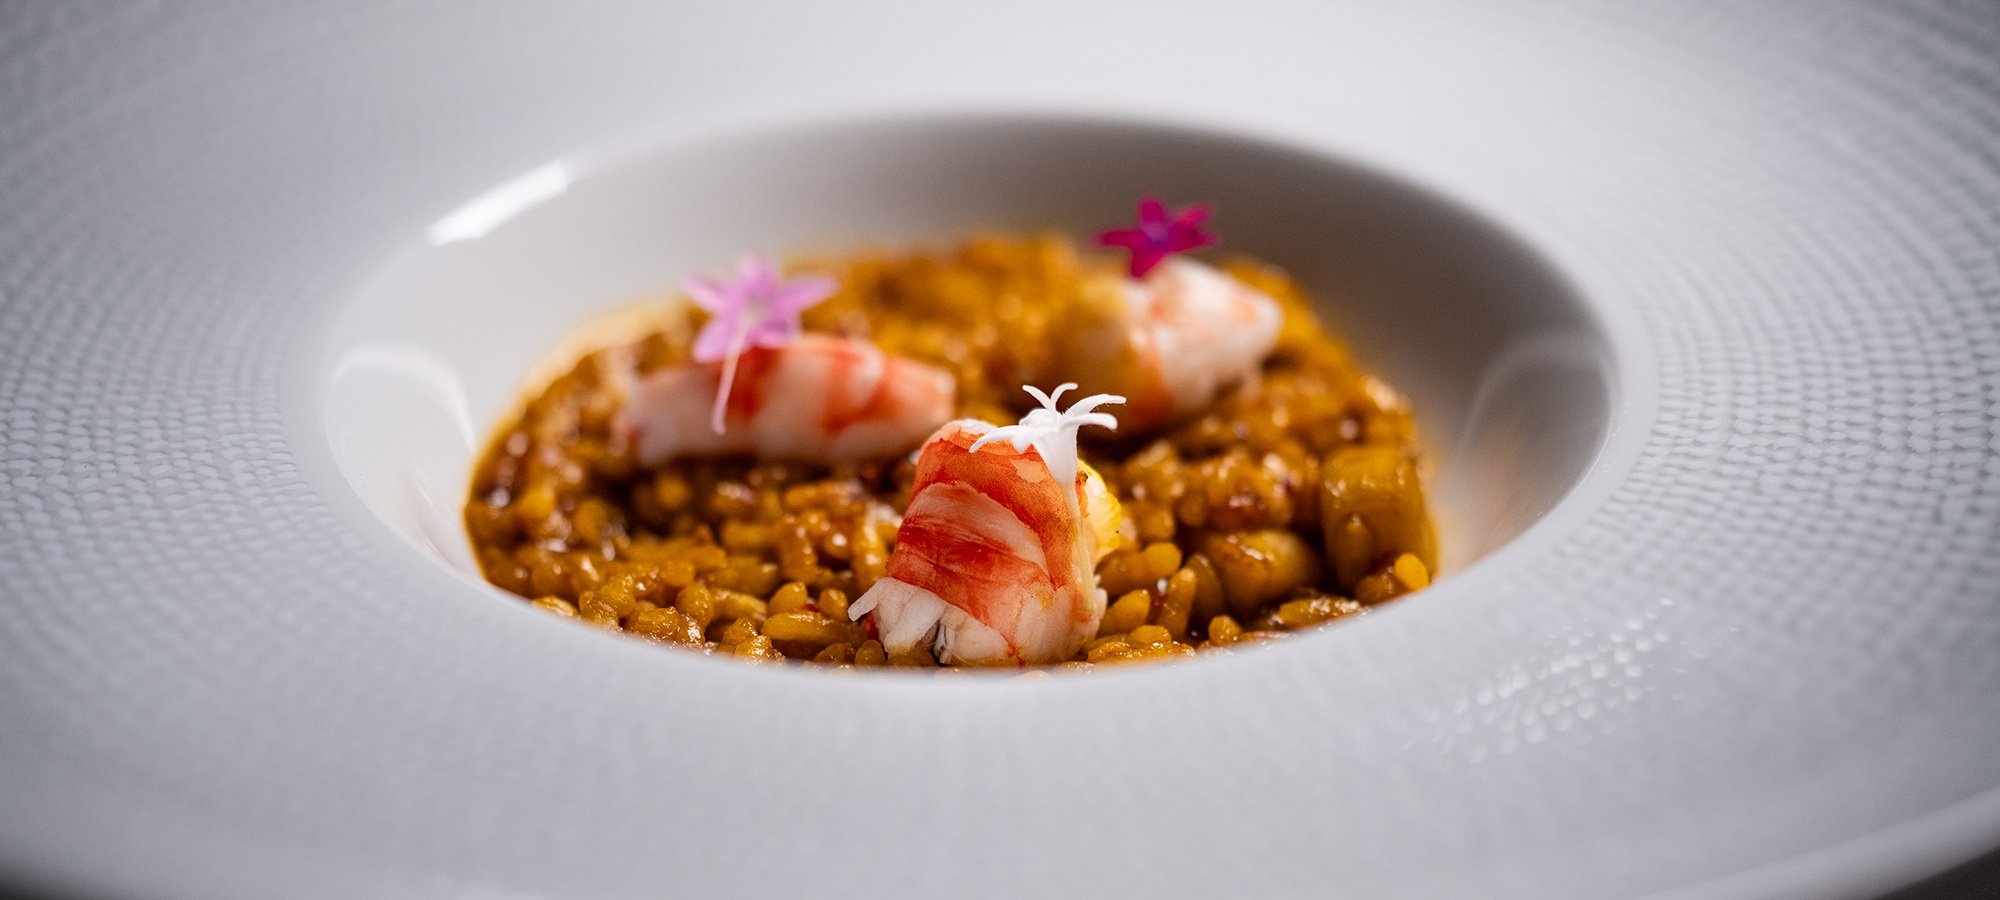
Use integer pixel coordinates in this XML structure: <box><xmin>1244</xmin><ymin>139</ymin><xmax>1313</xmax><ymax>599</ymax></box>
<box><xmin>849</xmin><ymin>384</ymin><xmax>1128</xmax><ymax>665</ymax></box>
<box><xmin>617</xmin><ymin>333</ymin><xmax>956</xmax><ymax>465</ymax></box>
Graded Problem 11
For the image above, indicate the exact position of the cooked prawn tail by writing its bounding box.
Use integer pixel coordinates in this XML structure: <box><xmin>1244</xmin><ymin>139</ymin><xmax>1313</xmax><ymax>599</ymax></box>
<box><xmin>851</xmin><ymin>575</ymin><xmax>1012</xmax><ymax>664</ymax></box>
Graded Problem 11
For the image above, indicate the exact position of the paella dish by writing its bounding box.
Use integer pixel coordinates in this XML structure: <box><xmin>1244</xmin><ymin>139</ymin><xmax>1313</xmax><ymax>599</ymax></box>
<box><xmin>464</xmin><ymin>199</ymin><xmax>1437</xmax><ymax>667</ymax></box>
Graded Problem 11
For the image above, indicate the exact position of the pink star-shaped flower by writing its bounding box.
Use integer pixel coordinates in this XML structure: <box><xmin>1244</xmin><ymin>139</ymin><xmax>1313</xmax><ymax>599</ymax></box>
<box><xmin>682</xmin><ymin>255</ymin><xmax>836</xmax><ymax>434</ymax></box>
<box><xmin>1096</xmin><ymin>197</ymin><xmax>1216</xmax><ymax>278</ymax></box>
<box><xmin>685</xmin><ymin>256</ymin><xmax>835</xmax><ymax>363</ymax></box>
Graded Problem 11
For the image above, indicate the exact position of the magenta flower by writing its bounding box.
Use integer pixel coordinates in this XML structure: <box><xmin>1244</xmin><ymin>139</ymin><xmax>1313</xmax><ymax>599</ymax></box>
<box><xmin>1096</xmin><ymin>197</ymin><xmax>1216</xmax><ymax>278</ymax></box>
<box><xmin>683</xmin><ymin>255</ymin><xmax>836</xmax><ymax>434</ymax></box>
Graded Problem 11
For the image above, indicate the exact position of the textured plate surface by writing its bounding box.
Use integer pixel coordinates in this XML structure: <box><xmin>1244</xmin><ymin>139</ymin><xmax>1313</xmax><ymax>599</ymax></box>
<box><xmin>2</xmin><ymin>2</ymin><xmax>1998</xmax><ymax>899</ymax></box>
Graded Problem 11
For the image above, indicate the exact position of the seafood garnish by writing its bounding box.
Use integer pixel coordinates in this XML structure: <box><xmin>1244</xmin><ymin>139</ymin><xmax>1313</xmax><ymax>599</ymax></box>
<box><xmin>617</xmin><ymin>334</ymin><xmax>955</xmax><ymax>465</ymax></box>
<box><xmin>850</xmin><ymin>387</ymin><xmax>1127</xmax><ymax>665</ymax></box>
<box><xmin>682</xmin><ymin>255</ymin><xmax>837</xmax><ymax>435</ymax></box>
<box><xmin>1045</xmin><ymin>198</ymin><xmax>1284</xmax><ymax>432</ymax></box>
<box><xmin>1051</xmin><ymin>256</ymin><xmax>1282</xmax><ymax>433</ymax></box>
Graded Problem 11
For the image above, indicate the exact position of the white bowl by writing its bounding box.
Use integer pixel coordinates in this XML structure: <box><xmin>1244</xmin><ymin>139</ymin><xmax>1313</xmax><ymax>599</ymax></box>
<box><xmin>2</xmin><ymin>5</ymin><xmax>1997</xmax><ymax>899</ymax></box>
<box><xmin>326</xmin><ymin>113</ymin><xmax>1621</xmax><ymax>591</ymax></box>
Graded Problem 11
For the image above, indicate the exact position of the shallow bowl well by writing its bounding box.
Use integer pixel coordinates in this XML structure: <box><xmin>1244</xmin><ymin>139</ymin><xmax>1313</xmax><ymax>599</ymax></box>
<box><xmin>324</xmin><ymin>113</ymin><xmax>1617</xmax><ymax>599</ymax></box>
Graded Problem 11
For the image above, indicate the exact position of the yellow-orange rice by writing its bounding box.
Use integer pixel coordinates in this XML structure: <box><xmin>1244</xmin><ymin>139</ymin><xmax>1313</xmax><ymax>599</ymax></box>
<box><xmin>465</xmin><ymin>233</ymin><xmax>1436</xmax><ymax>668</ymax></box>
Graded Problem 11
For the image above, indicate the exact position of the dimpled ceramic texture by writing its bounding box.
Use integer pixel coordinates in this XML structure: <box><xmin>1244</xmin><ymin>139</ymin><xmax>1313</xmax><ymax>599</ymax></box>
<box><xmin>1</xmin><ymin>4</ymin><xmax>1997</xmax><ymax>900</ymax></box>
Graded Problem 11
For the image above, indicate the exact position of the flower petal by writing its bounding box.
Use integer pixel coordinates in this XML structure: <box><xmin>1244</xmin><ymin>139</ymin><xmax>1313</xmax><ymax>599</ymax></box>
<box><xmin>737</xmin><ymin>255</ymin><xmax>776</xmax><ymax>290</ymax></box>
<box><xmin>769</xmin><ymin>275</ymin><xmax>836</xmax><ymax>315</ymax></box>
<box><xmin>679</xmin><ymin>255</ymin><xmax>839</xmax><ymax>364</ymax></box>
<box><xmin>1102</xmin><ymin>198</ymin><xmax>1217</xmax><ymax>278</ymax></box>
<box><xmin>1062</xmin><ymin>393</ymin><xmax>1126</xmax><ymax>417</ymax></box>
<box><xmin>1169</xmin><ymin>229</ymin><xmax>1218</xmax><ymax>253</ymax></box>
<box><xmin>682</xmin><ymin>275</ymin><xmax>733</xmax><ymax>313</ymax></box>
<box><xmin>1172</xmin><ymin>203</ymin><xmax>1213</xmax><ymax>229</ymax></box>
<box><xmin>745</xmin><ymin>318</ymin><xmax>801</xmax><ymax>349</ymax></box>
<box><xmin>1097</xmin><ymin>228</ymin><xmax>1151</xmax><ymax>250</ymax></box>
<box><xmin>1129</xmin><ymin>247</ymin><xmax>1169</xmax><ymax>278</ymax></box>
<box><xmin>1137</xmin><ymin>196</ymin><xmax>1167</xmax><ymax>225</ymax></box>
<box><xmin>691</xmin><ymin>319</ymin><xmax>738</xmax><ymax>364</ymax></box>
